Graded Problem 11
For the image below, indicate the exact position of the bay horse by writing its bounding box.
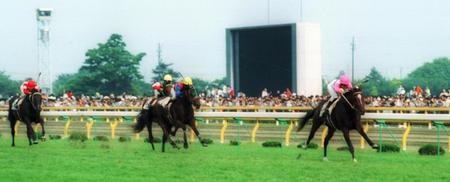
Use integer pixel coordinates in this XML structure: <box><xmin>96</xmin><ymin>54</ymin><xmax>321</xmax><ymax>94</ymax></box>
<box><xmin>169</xmin><ymin>88</ymin><xmax>208</xmax><ymax>149</ymax></box>
<box><xmin>297</xmin><ymin>87</ymin><xmax>378</xmax><ymax>161</ymax></box>
<box><xmin>8</xmin><ymin>89</ymin><xmax>46</xmax><ymax>146</ymax></box>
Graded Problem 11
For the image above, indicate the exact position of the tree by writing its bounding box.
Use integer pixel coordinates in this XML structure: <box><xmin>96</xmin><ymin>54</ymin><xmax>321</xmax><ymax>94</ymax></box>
<box><xmin>52</xmin><ymin>73</ymin><xmax>77</xmax><ymax>96</ymax></box>
<box><xmin>0</xmin><ymin>71</ymin><xmax>20</xmax><ymax>98</ymax></box>
<box><xmin>78</xmin><ymin>34</ymin><xmax>146</xmax><ymax>95</ymax></box>
<box><xmin>402</xmin><ymin>57</ymin><xmax>450</xmax><ymax>95</ymax></box>
<box><xmin>151</xmin><ymin>61</ymin><xmax>180</xmax><ymax>83</ymax></box>
<box><xmin>151</xmin><ymin>44</ymin><xmax>180</xmax><ymax>83</ymax></box>
<box><xmin>361</xmin><ymin>67</ymin><xmax>394</xmax><ymax>96</ymax></box>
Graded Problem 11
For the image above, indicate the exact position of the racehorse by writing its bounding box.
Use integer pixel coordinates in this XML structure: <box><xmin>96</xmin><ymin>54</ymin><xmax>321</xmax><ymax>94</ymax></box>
<box><xmin>8</xmin><ymin>89</ymin><xmax>46</xmax><ymax>146</ymax></box>
<box><xmin>169</xmin><ymin>89</ymin><xmax>208</xmax><ymax>149</ymax></box>
<box><xmin>133</xmin><ymin>86</ymin><xmax>207</xmax><ymax>152</ymax></box>
<box><xmin>297</xmin><ymin>87</ymin><xmax>378</xmax><ymax>162</ymax></box>
<box><xmin>134</xmin><ymin>101</ymin><xmax>180</xmax><ymax>152</ymax></box>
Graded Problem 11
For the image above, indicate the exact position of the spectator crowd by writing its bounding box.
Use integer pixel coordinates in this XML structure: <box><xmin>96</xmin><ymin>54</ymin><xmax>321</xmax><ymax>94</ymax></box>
<box><xmin>0</xmin><ymin>86</ymin><xmax>449</xmax><ymax>108</ymax></box>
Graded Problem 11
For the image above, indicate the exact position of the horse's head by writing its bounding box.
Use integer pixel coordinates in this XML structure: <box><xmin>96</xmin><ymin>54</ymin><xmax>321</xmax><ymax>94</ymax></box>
<box><xmin>182</xmin><ymin>86</ymin><xmax>201</xmax><ymax>109</ymax></box>
<box><xmin>29</xmin><ymin>89</ymin><xmax>43</xmax><ymax>112</ymax></box>
<box><xmin>344</xmin><ymin>87</ymin><xmax>365</xmax><ymax>114</ymax></box>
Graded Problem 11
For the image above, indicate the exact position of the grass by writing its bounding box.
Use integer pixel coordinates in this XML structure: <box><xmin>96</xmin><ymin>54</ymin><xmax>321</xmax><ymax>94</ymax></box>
<box><xmin>0</xmin><ymin>137</ymin><xmax>449</xmax><ymax>182</ymax></box>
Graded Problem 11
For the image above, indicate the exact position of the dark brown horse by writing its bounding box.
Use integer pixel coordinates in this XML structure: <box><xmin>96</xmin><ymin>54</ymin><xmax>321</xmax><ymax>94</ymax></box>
<box><xmin>133</xmin><ymin>101</ymin><xmax>180</xmax><ymax>152</ymax></box>
<box><xmin>297</xmin><ymin>87</ymin><xmax>378</xmax><ymax>162</ymax></box>
<box><xmin>8</xmin><ymin>90</ymin><xmax>46</xmax><ymax>146</ymax></box>
<box><xmin>169</xmin><ymin>89</ymin><xmax>207</xmax><ymax>149</ymax></box>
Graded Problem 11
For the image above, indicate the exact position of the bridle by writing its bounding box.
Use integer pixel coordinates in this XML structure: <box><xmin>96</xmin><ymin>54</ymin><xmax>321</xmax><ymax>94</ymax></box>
<box><xmin>341</xmin><ymin>91</ymin><xmax>363</xmax><ymax>112</ymax></box>
<box><xmin>29</xmin><ymin>92</ymin><xmax>42</xmax><ymax>111</ymax></box>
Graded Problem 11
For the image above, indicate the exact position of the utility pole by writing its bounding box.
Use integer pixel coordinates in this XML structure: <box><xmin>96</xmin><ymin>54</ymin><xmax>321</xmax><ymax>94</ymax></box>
<box><xmin>351</xmin><ymin>36</ymin><xmax>355</xmax><ymax>82</ymax></box>
<box><xmin>267</xmin><ymin>0</ymin><xmax>271</xmax><ymax>24</ymax></box>
<box><xmin>157</xmin><ymin>43</ymin><xmax>162</xmax><ymax>64</ymax></box>
<box><xmin>299</xmin><ymin>0</ymin><xmax>303</xmax><ymax>22</ymax></box>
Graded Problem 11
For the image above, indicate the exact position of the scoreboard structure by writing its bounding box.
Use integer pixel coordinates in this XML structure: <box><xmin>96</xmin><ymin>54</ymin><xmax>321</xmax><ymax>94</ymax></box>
<box><xmin>226</xmin><ymin>23</ymin><xmax>322</xmax><ymax>97</ymax></box>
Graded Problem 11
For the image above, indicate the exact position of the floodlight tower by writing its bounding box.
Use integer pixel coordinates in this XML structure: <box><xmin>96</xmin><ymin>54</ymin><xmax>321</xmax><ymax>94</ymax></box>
<box><xmin>36</xmin><ymin>8</ymin><xmax>53</xmax><ymax>94</ymax></box>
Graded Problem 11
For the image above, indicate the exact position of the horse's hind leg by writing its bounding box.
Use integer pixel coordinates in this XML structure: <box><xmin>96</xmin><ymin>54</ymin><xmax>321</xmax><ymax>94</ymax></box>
<box><xmin>182</xmin><ymin>126</ymin><xmax>189</xmax><ymax>149</ymax></box>
<box><xmin>146</xmin><ymin>122</ymin><xmax>155</xmax><ymax>151</ymax></box>
<box><xmin>39</xmin><ymin>117</ymin><xmax>46</xmax><ymax>139</ymax></box>
<box><xmin>323</xmin><ymin>128</ymin><xmax>335</xmax><ymax>161</ymax></box>
<box><xmin>9</xmin><ymin>119</ymin><xmax>16</xmax><ymax>147</ymax></box>
<box><xmin>343</xmin><ymin>129</ymin><xmax>356</xmax><ymax>162</ymax></box>
<box><xmin>304</xmin><ymin>118</ymin><xmax>323</xmax><ymax>149</ymax></box>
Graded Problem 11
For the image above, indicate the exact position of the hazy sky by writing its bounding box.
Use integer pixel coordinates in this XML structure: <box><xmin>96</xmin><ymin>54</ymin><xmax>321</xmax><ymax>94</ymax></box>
<box><xmin>1</xmin><ymin>0</ymin><xmax>449</xmax><ymax>82</ymax></box>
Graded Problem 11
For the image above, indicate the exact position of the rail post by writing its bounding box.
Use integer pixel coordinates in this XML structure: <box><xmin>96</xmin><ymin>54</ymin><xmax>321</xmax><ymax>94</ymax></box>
<box><xmin>402</xmin><ymin>123</ymin><xmax>412</xmax><ymax>150</ymax></box>
<box><xmin>360</xmin><ymin>121</ymin><xmax>369</xmax><ymax>149</ymax></box>
<box><xmin>220</xmin><ymin>119</ymin><xmax>228</xmax><ymax>144</ymax></box>
<box><xmin>251</xmin><ymin>120</ymin><xmax>260</xmax><ymax>143</ymax></box>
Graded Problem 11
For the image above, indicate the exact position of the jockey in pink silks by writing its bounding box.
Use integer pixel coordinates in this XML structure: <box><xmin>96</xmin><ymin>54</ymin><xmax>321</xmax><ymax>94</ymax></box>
<box><xmin>320</xmin><ymin>75</ymin><xmax>353</xmax><ymax>116</ymax></box>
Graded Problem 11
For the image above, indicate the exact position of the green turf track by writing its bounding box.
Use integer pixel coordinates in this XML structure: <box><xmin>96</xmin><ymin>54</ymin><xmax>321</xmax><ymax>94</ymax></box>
<box><xmin>0</xmin><ymin>137</ymin><xmax>448</xmax><ymax>182</ymax></box>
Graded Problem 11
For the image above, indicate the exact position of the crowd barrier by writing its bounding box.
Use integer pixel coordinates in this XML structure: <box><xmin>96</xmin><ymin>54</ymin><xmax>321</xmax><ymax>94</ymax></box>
<box><xmin>0</xmin><ymin>110</ymin><xmax>448</xmax><ymax>150</ymax></box>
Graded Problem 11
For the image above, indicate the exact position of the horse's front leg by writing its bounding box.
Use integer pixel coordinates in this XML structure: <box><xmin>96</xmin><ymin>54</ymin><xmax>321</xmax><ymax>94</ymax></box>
<box><xmin>189</xmin><ymin>121</ymin><xmax>207</xmax><ymax>147</ymax></box>
<box><xmin>39</xmin><ymin>117</ymin><xmax>46</xmax><ymax>140</ymax></box>
<box><xmin>356</xmin><ymin>124</ymin><xmax>378</xmax><ymax>149</ymax></box>
<box><xmin>9</xmin><ymin>119</ymin><xmax>16</xmax><ymax>147</ymax></box>
<box><xmin>323</xmin><ymin>127</ymin><xmax>335</xmax><ymax>161</ymax></box>
<box><xmin>343</xmin><ymin>129</ymin><xmax>356</xmax><ymax>162</ymax></box>
<box><xmin>25</xmin><ymin>121</ymin><xmax>37</xmax><ymax>145</ymax></box>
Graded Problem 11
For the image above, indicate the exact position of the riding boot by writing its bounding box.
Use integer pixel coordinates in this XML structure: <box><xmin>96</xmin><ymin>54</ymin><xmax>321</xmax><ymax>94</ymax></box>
<box><xmin>320</xmin><ymin>100</ymin><xmax>332</xmax><ymax>117</ymax></box>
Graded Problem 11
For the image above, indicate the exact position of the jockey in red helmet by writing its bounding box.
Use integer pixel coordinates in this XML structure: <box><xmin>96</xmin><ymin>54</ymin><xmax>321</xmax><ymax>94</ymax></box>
<box><xmin>12</xmin><ymin>78</ymin><xmax>40</xmax><ymax>110</ymax></box>
<box><xmin>320</xmin><ymin>74</ymin><xmax>353</xmax><ymax>116</ymax></box>
<box><xmin>21</xmin><ymin>79</ymin><xmax>40</xmax><ymax>95</ymax></box>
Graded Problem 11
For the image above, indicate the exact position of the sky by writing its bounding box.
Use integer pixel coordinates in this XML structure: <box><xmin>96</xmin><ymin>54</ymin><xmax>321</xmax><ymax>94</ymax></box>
<box><xmin>1</xmin><ymin>0</ymin><xmax>449</xmax><ymax>82</ymax></box>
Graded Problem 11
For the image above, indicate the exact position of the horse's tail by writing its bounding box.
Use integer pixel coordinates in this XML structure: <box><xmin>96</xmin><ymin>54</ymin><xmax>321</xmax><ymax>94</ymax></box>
<box><xmin>297</xmin><ymin>109</ymin><xmax>315</xmax><ymax>132</ymax></box>
<box><xmin>133</xmin><ymin>109</ymin><xmax>150</xmax><ymax>133</ymax></box>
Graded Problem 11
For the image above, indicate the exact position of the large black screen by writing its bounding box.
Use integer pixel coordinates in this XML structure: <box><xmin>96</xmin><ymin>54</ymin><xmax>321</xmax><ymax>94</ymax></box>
<box><xmin>229</xmin><ymin>25</ymin><xmax>294</xmax><ymax>97</ymax></box>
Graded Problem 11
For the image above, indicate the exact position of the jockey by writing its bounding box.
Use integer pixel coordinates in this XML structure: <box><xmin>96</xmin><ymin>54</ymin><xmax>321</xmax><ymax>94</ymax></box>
<box><xmin>21</xmin><ymin>78</ymin><xmax>40</xmax><ymax>95</ymax></box>
<box><xmin>152</xmin><ymin>74</ymin><xmax>176</xmax><ymax>99</ymax></box>
<box><xmin>12</xmin><ymin>78</ymin><xmax>40</xmax><ymax>109</ymax></box>
<box><xmin>176</xmin><ymin>77</ymin><xmax>193</xmax><ymax>97</ymax></box>
<box><xmin>148</xmin><ymin>74</ymin><xmax>176</xmax><ymax>110</ymax></box>
<box><xmin>320</xmin><ymin>74</ymin><xmax>353</xmax><ymax>116</ymax></box>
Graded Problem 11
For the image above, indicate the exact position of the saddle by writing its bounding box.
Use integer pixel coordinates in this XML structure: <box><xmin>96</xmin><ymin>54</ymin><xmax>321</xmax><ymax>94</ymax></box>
<box><xmin>11</xmin><ymin>96</ymin><xmax>25</xmax><ymax>111</ymax></box>
<box><xmin>320</xmin><ymin>97</ymin><xmax>340</xmax><ymax>117</ymax></box>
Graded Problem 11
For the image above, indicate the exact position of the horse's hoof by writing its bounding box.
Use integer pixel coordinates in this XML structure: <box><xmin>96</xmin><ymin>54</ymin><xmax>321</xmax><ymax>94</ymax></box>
<box><xmin>372</xmin><ymin>144</ymin><xmax>379</xmax><ymax>149</ymax></box>
<box><xmin>323</xmin><ymin>157</ymin><xmax>329</xmax><ymax>161</ymax></box>
<box><xmin>202</xmin><ymin>144</ymin><xmax>208</xmax><ymax>147</ymax></box>
<box><xmin>353</xmin><ymin>158</ymin><xmax>358</xmax><ymax>163</ymax></box>
<box><xmin>33</xmin><ymin>141</ymin><xmax>39</xmax><ymax>144</ymax></box>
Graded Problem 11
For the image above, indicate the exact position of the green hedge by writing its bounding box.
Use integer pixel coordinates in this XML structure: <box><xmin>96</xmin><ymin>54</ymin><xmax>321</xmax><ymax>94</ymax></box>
<box><xmin>377</xmin><ymin>144</ymin><xmax>400</xmax><ymax>153</ymax></box>
<box><xmin>93</xmin><ymin>136</ymin><xmax>109</xmax><ymax>142</ymax></box>
<box><xmin>418</xmin><ymin>144</ymin><xmax>445</xmax><ymax>156</ymax></box>
<box><xmin>230</xmin><ymin>140</ymin><xmax>240</xmax><ymax>146</ymax></box>
<box><xmin>49</xmin><ymin>135</ymin><xmax>62</xmax><ymax>140</ymax></box>
<box><xmin>69</xmin><ymin>132</ymin><xmax>88</xmax><ymax>142</ymax></box>
<box><xmin>262</xmin><ymin>141</ymin><xmax>282</xmax><ymax>148</ymax></box>
<box><xmin>118</xmin><ymin>136</ymin><xmax>131</xmax><ymax>142</ymax></box>
<box><xmin>201</xmin><ymin>138</ymin><xmax>213</xmax><ymax>144</ymax></box>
